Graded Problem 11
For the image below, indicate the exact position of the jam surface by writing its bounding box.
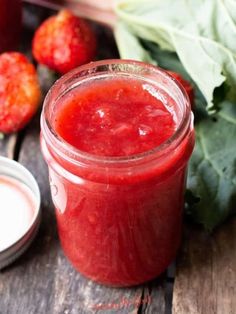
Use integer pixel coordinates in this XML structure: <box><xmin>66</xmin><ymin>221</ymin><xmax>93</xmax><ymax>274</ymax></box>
<box><xmin>55</xmin><ymin>78</ymin><xmax>177</xmax><ymax>157</ymax></box>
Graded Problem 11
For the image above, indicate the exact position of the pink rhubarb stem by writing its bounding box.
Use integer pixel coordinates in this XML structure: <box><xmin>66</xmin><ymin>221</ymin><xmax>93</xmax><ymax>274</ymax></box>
<box><xmin>23</xmin><ymin>0</ymin><xmax>116</xmax><ymax>28</ymax></box>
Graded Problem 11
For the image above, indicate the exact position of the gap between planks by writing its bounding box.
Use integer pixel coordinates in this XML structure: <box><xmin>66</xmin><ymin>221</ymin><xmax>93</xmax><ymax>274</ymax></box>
<box><xmin>0</xmin><ymin>133</ymin><xmax>18</xmax><ymax>159</ymax></box>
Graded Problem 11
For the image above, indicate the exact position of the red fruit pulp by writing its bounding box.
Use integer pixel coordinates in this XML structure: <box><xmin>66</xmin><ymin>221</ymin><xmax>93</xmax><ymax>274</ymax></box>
<box><xmin>48</xmin><ymin>76</ymin><xmax>194</xmax><ymax>286</ymax></box>
<box><xmin>55</xmin><ymin>78</ymin><xmax>177</xmax><ymax>156</ymax></box>
<box><xmin>0</xmin><ymin>0</ymin><xmax>22</xmax><ymax>53</ymax></box>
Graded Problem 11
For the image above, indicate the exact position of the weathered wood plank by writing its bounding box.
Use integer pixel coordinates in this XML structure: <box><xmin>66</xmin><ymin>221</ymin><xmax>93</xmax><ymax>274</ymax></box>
<box><xmin>173</xmin><ymin>219</ymin><xmax>236</xmax><ymax>314</ymax></box>
<box><xmin>0</xmin><ymin>116</ymin><xmax>57</xmax><ymax>314</ymax></box>
<box><xmin>141</xmin><ymin>279</ymin><xmax>166</xmax><ymax>314</ymax></box>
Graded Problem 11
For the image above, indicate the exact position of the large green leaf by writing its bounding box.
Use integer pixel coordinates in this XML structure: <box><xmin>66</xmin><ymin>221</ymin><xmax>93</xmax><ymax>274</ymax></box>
<box><xmin>146</xmin><ymin>46</ymin><xmax>236</xmax><ymax>229</ymax></box>
<box><xmin>115</xmin><ymin>22</ymin><xmax>156</xmax><ymax>64</ymax></box>
<box><xmin>150</xmin><ymin>48</ymin><xmax>236</xmax><ymax>230</ymax></box>
<box><xmin>187</xmin><ymin>101</ymin><xmax>236</xmax><ymax>230</ymax></box>
<box><xmin>116</xmin><ymin>0</ymin><xmax>236</xmax><ymax>111</ymax></box>
<box><xmin>113</xmin><ymin>31</ymin><xmax>236</xmax><ymax>229</ymax></box>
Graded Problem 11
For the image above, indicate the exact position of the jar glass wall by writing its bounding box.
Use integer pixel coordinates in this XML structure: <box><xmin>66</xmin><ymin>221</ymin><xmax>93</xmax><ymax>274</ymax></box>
<box><xmin>41</xmin><ymin>60</ymin><xmax>194</xmax><ymax>286</ymax></box>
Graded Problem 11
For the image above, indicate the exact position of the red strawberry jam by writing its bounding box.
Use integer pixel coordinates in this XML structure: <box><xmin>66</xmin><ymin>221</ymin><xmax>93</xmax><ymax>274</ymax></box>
<box><xmin>41</xmin><ymin>61</ymin><xmax>194</xmax><ymax>286</ymax></box>
<box><xmin>55</xmin><ymin>78</ymin><xmax>177</xmax><ymax>156</ymax></box>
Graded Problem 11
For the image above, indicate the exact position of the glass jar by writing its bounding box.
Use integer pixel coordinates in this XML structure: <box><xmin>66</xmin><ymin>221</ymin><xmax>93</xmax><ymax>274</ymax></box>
<box><xmin>0</xmin><ymin>0</ymin><xmax>22</xmax><ymax>53</ymax></box>
<box><xmin>41</xmin><ymin>60</ymin><xmax>194</xmax><ymax>287</ymax></box>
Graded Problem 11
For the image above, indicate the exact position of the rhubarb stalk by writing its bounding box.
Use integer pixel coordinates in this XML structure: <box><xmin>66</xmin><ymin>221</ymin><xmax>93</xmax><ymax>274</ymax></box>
<box><xmin>23</xmin><ymin>0</ymin><xmax>116</xmax><ymax>27</ymax></box>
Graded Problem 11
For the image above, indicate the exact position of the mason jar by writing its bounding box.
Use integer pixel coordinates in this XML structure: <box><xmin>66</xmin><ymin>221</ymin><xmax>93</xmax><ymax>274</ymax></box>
<box><xmin>41</xmin><ymin>60</ymin><xmax>194</xmax><ymax>286</ymax></box>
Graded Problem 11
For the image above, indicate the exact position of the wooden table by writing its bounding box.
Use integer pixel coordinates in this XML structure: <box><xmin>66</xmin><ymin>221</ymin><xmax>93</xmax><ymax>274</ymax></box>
<box><xmin>1</xmin><ymin>5</ymin><xmax>236</xmax><ymax>314</ymax></box>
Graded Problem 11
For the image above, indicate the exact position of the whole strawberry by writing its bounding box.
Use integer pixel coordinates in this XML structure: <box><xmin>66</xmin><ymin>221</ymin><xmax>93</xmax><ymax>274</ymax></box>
<box><xmin>0</xmin><ymin>52</ymin><xmax>41</xmax><ymax>133</ymax></box>
<box><xmin>167</xmin><ymin>71</ymin><xmax>194</xmax><ymax>109</ymax></box>
<box><xmin>32</xmin><ymin>10</ymin><xmax>97</xmax><ymax>74</ymax></box>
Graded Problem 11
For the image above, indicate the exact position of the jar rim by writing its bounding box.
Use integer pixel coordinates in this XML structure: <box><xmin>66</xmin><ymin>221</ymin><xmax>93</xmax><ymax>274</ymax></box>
<box><xmin>41</xmin><ymin>59</ymin><xmax>192</xmax><ymax>166</ymax></box>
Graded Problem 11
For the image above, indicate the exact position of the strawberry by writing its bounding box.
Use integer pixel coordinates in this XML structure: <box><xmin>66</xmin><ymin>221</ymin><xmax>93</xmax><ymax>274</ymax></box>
<box><xmin>0</xmin><ymin>52</ymin><xmax>41</xmax><ymax>133</ymax></box>
<box><xmin>167</xmin><ymin>71</ymin><xmax>194</xmax><ymax>109</ymax></box>
<box><xmin>32</xmin><ymin>10</ymin><xmax>97</xmax><ymax>74</ymax></box>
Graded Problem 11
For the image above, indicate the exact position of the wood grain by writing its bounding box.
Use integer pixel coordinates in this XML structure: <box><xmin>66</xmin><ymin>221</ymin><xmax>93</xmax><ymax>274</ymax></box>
<box><xmin>173</xmin><ymin>219</ymin><xmax>236</xmax><ymax>314</ymax></box>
